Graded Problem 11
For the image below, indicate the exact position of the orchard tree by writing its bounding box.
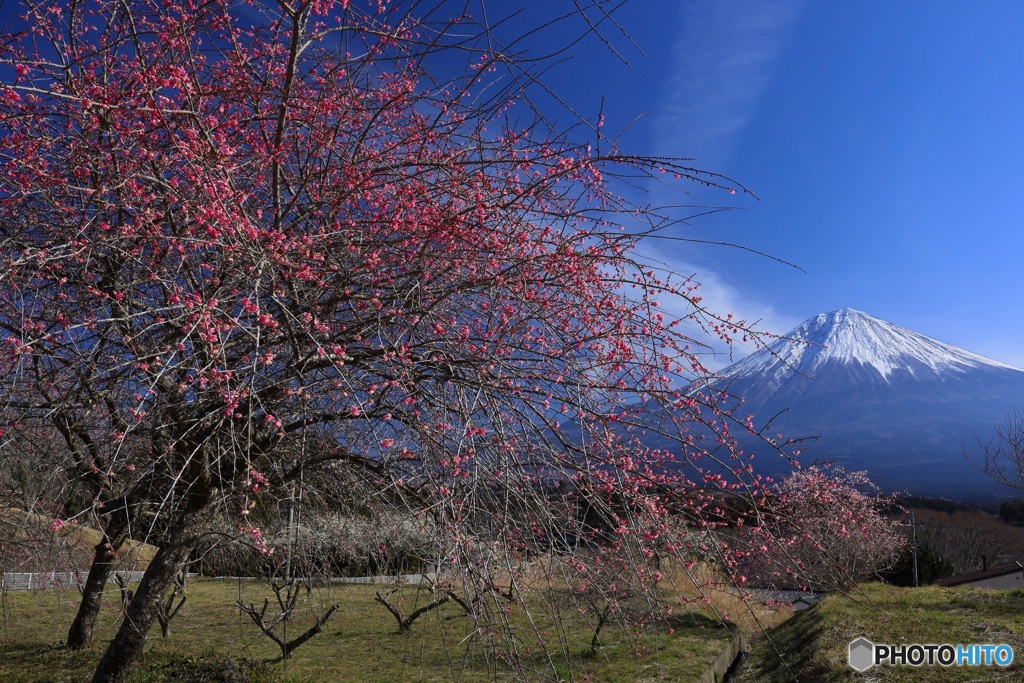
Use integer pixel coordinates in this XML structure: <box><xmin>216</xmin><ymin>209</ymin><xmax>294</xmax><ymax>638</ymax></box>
<box><xmin>911</xmin><ymin>509</ymin><xmax>1023</xmax><ymax>574</ymax></box>
<box><xmin>0</xmin><ymin>1</ymin><xmax>845</xmax><ymax>682</ymax></box>
<box><xmin>736</xmin><ymin>466</ymin><xmax>905</xmax><ymax>591</ymax></box>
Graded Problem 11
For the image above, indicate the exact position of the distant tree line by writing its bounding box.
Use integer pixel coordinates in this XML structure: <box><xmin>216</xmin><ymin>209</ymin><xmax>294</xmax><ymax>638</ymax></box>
<box><xmin>999</xmin><ymin>499</ymin><xmax>1024</xmax><ymax>527</ymax></box>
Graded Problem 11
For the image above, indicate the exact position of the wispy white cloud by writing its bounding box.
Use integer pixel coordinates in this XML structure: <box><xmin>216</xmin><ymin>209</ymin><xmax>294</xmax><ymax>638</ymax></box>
<box><xmin>656</xmin><ymin>0</ymin><xmax>802</xmax><ymax>169</ymax></box>
<box><xmin>633</xmin><ymin>248</ymin><xmax>803</xmax><ymax>372</ymax></box>
<box><xmin>632</xmin><ymin>0</ymin><xmax>804</xmax><ymax>368</ymax></box>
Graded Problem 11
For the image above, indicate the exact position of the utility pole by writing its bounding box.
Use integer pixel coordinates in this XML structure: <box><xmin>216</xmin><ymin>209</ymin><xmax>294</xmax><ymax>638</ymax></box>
<box><xmin>909</xmin><ymin>511</ymin><xmax>924</xmax><ymax>587</ymax></box>
<box><xmin>911</xmin><ymin>510</ymin><xmax>919</xmax><ymax>587</ymax></box>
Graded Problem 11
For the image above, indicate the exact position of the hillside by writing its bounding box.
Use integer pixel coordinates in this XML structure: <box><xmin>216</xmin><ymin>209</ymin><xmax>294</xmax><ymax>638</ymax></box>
<box><xmin>739</xmin><ymin>583</ymin><xmax>1024</xmax><ymax>682</ymax></box>
<box><xmin>0</xmin><ymin>508</ymin><xmax>158</xmax><ymax>572</ymax></box>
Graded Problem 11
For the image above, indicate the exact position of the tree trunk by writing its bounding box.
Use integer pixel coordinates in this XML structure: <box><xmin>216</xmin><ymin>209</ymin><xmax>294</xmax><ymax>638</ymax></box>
<box><xmin>90</xmin><ymin>489</ymin><xmax>218</xmax><ymax>683</ymax></box>
<box><xmin>67</xmin><ymin>520</ymin><xmax>129</xmax><ymax>650</ymax></box>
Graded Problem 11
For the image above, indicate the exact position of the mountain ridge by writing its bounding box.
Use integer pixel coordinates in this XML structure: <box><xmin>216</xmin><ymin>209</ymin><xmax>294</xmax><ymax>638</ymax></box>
<box><xmin>721</xmin><ymin>307</ymin><xmax>1021</xmax><ymax>386</ymax></box>
<box><xmin>697</xmin><ymin>308</ymin><xmax>1024</xmax><ymax>500</ymax></box>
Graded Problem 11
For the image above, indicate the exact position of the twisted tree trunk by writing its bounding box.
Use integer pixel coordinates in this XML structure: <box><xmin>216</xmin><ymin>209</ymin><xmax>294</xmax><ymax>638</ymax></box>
<box><xmin>67</xmin><ymin>518</ymin><xmax>129</xmax><ymax>650</ymax></box>
<box><xmin>90</xmin><ymin>488</ymin><xmax>218</xmax><ymax>683</ymax></box>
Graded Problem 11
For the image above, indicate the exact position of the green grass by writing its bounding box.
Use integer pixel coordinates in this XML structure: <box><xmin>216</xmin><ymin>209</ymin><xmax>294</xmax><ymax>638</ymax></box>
<box><xmin>738</xmin><ymin>583</ymin><xmax>1024</xmax><ymax>682</ymax></box>
<box><xmin>0</xmin><ymin>578</ymin><xmax>739</xmax><ymax>682</ymax></box>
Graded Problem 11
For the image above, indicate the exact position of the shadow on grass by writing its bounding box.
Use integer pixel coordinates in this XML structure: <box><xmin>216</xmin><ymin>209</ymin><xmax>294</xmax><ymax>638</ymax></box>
<box><xmin>663</xmin><ymin>610</ymin><xmax>739</xmax><ymax>634</ymax></box>
<box><xmin>137</xmin><ymin>652</ymin><xmax>284</xmax><ymax>683</ymax></box>
<box><xmin>737</xmin><ymin>606</ymin><xmax>829</xmax><ymax>683</ymax></box>
<box><xmin>0</xmin><ymin>643</ymin><xmax>285</xmax><ymax>683</ymax></box>
<box><xmin>0</xmin><ymin>641</ymin><xmax>98</xmax><ymax>683</ymax></box>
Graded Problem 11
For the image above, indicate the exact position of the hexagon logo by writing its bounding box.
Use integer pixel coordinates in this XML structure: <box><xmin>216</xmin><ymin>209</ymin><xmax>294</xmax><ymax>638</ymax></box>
<box><xmin>848</xmin><ymin>637</ymin><xmax>875</xmax><ymax>672</ymax></box>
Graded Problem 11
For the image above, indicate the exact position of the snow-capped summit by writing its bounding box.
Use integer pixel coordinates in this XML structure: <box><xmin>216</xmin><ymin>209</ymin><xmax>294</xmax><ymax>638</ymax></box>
<box><xmin>717</xmin><ymin>308</ymin><xmax>1021</xmax><ymax>400</ymax></box>
<box><xmin>695</xmin><ymin>309</ymin><xmax>1024</xmax><ymax>499</ymax></box>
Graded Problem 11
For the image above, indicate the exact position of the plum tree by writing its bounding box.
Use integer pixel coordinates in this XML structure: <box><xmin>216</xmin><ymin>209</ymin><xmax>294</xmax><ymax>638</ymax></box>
<box><xmin>736</xmin><ymin>466</ymin><xmax>905</xmax><ymax>590</ymax></box>
<box><xmin>0</xmin><ymin>1</ymin><xmax>836</xmax><ymax>681</ymax></box>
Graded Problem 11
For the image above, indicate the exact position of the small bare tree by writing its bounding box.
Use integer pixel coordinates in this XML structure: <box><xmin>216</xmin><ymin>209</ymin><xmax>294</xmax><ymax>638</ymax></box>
<box><xmin>113</xmin><ymin>573</ymin><xmax>133</xmax><ymax>618</ymax></box>
<box><xmin>969</xmin><ymin>409</ymin><xmax>1024</xmax><ymax>492</ymax></box>
<box><xmin>568</xmin><ymin>552</ymin><xmax>660</xmax><ymax>656</ymax></box>
<box><xmin>155</xmin><ymin>567</ymin><xmax>188</xmax><ymax>639</ymax></box>
<box><xmin>912</xmin><ymin>509</ymin><xmax>1024</xmax><ymax>573</ymax></box>
<box><xmin>374</xmin><ymin>581</ymin><xmax>455</xmax><ymax>634</ymax></box>
<box><xmin>237</xmin><ymin>578</ymin><xmax>339</xmax><ymax>661</ymax></box>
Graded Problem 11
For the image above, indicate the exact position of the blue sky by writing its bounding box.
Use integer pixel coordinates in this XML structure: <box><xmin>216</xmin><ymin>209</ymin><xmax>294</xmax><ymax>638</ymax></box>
<box><xmin>524</xmin><ymin>0</ymin><xmax>1024</xmax><ymax>369</ymax></box>
<box><xmin>5</xmin><ymin>1</ymin><xmax>1023</xmax><ymax>368</ymax></box>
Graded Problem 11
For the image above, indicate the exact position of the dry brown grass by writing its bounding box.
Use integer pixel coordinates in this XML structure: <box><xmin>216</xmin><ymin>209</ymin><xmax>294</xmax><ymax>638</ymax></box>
<box><xmin>655</xmin><ymin>560</ymin><xmax>795</xmax><ymax>634</ymax></box>
<box><xmin>470</xmin><ymin>554</ymin><xmax>795</xmax><ymax>638</ymax></box>
<box><xmin>0</xmin><ymin>508</ymin><xmax>158</xmax><ymax>572</ymax></box>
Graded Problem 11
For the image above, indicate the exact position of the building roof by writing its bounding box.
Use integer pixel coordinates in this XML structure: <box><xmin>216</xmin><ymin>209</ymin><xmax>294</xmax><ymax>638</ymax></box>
<box><xmin>747</xmin><ymin>589</ymin><xmax>826</xmax><ymax>610</ymax></box>
<box><xmin>934</xmin><ymin>561</ymin><xmax>1024</xmax><ymax>587</ymax></box>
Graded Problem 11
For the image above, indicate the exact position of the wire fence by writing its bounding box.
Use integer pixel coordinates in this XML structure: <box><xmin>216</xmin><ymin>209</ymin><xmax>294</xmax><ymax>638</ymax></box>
<box><xmin>1</xmin><ymin>571</ymin><xmax>148</xmax><ymax>591</ymax></box>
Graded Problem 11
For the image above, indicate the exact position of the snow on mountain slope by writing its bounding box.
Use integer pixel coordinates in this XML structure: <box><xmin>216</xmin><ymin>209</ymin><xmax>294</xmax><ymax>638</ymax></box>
<box><xmin>719</xmin><ymin>308</ymin><xmax>1022</xmax><ymax>389</ymax></box>
<box><xmin>690</xmin><ymin>308</ymin><xmax>1024</xmax><ymax>498</ymax></box>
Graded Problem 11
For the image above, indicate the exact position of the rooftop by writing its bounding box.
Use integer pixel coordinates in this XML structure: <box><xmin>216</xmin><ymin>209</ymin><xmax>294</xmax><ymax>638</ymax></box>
<box><xmin>934</xmin><ymin>561</ymin><xmax>1024</xmax><ymax>587</ymax></box>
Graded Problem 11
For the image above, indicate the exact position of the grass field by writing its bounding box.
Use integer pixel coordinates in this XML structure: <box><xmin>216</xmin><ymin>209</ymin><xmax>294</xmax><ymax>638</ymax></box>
<box><xmin>0</xmin><ymin>576</ymin><xmax>754</xmax><ymax>682</ymax></box>
<box><xmin>738</xmin><ymin>582</ymin><xmax>1024</xmax><ymax>682</ymax></box>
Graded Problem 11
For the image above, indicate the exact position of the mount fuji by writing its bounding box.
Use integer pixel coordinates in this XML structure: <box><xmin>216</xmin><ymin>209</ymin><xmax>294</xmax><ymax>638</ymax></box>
<box><xmin>702</xmin><ymin>308</ymin><xmax>1024</xmax><ymax>500</ymax></box>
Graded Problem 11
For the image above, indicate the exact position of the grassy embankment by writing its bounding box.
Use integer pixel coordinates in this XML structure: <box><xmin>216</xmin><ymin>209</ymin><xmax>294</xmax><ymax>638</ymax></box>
<box><xmin>0</xmin><ymin>566</ymin><xmax>776</xmax><ymax>683</ymax></box>
<box><xmin>0</xmin><ymin>508</ymin><xmax>158</xmax><ymax>572</ymax></box>
<box><xmin>739</xmin><ymin>582</ymin><xmax>1024</xmax><ymax>682</ymax></box>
